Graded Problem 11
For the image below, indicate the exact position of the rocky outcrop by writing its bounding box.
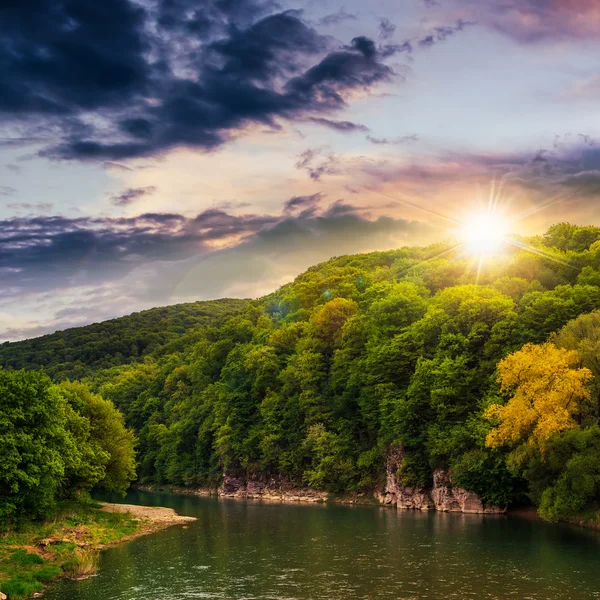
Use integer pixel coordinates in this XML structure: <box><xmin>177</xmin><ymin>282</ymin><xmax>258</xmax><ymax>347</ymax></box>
<box><xmin>218</xmin><ymin>473</ymin><xmax>327</xmax><ymax>502</ymax></box>
<box><xmin>375</xmin><ymin>446</ymin><xmax>433</xmax><ymax>510</ymax></box>
<box><xmin>431</xmin><ymin>469</ymin><xmax>504</xmax><ymax>514</ymax></box>
<box><xmin>376</xmin><ymin>447</ymin><xmax>505</xmax><ymax>514</ymax></box>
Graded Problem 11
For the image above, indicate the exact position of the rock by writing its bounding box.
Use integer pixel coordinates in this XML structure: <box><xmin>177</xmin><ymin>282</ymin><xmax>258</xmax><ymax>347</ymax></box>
<box><xmin>431</xmin><ymin>469</ymin><xmax>483</xmax><ymax>513</ymax></box>
<box><xmin>376</xmin><ymin>446</ymin><xmax>434</xmax><ymax>510</ymax></box>
<box><xmin>376</xmin><ymin>447</ymin><xmax>505</xmax><ymax>514</ymax></box>
<box><xmin>38</xmin><ymin>537</ymin><xmax>64</xmax><ymax>547</ymax></box>
<box><xmin>431</xmin><ymin>469</ymin><xmax>505</xmax><ymax>514</ymax></box>
<box><xmin>218</xmin><ymin>472</ymin><xmax>327</xmax><ymax>502</ymax></box>
<box><xmin>218</xmin><ymin>474</ymin><xmax>244</xmax><ymax>496</ymax></box>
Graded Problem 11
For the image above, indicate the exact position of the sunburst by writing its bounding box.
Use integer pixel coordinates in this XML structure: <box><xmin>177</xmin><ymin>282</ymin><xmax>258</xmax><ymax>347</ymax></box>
<box><xmin>361</xmin><ymin>177</ymin><xmax>583</xmax><ymax>280</ymax></box>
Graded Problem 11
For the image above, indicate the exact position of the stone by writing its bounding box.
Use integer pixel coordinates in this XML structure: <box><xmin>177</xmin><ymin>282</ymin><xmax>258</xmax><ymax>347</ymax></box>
<box><xmin>375</xmin><ymin>446</ymin><xmax>434</xmax><ymax>510</ymax></box>
<box><xmin>376</xmin><ymin>447</ymin><xmax>505</xmax><ymax>514</ymax></box>
<box><xmin>218</xmin><ymin>474</ymin><xmax>244</xmax><ymax>496</ymax></box>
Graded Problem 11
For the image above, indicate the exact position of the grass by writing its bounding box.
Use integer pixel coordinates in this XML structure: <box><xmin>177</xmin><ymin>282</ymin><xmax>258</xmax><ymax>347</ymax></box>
<box><xmin>0</xmin><ymin>500</ymin><xmax>143</xmax><ymax>599</ymax></box>
<box><xmin>60</xmin><ymin>548</ymin><xmax>99</xmax><ymax>579</ymax></box>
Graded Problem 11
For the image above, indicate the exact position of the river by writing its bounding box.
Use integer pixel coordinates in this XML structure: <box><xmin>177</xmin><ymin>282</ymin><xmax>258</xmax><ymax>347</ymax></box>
<box><xmin>44</xmin><ymin>490</ymin><xmax>600</xmax><ymax>599</ymax></box>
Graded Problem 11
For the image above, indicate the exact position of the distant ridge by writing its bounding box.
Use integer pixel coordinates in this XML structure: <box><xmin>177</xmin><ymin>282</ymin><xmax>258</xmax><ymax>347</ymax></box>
<box><xmin>0</xmin><ymin>298</ymin><xmax>249</xmax><ymax>380</ymax></box>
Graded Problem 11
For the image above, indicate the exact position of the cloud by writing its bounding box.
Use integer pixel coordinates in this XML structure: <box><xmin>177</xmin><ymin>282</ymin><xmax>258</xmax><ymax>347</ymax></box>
<box><xmin>295</xmin><ymin>147</ymin><xmax>341</xmax><ymax>180</ymax></box>
<box><xmin>0</xmin><ymin>200</ymin><xmax>441</xmax><ymax>340</ymax></box>
<box><xmin>111</xmin><ymin>186</ymin><xmax>157</xmax><ymax>206</ymax></box>
<box><xmin>418</xmin><ymin>20</ymin><xmax>475</xmax><ymax>48</ymax></box>
<box><xmin>283</xmin><ymin>193</ymin><xmax>324</xmax><ymax>215</ymax></box>
<box><xmin>0</xmin><ymin>1</ymin><xmax>400</xmax><ymax>162</ymax></box>
<box><xmin>366</xmin><ymin>134</ymin><xmax>419</xmax><ymax>145</ymax></box>
<box><xmin>451</xmin><ymin>0</ymin><xmax>600</xmax><ymax>43</ymax></box>
<box><xmin>308</xmin><ymin>118</ymin><xmax>370</xmax><ymax>133</ymax></box>
<box><xmin>6</xmin><ymin>203</ymin><xmax>53</xmax><ymax>213</ymax></box>
<box><xmin>104</xmin><ymin>161</ymin><xmax>135</xmax><ymax>172</ymax></box>
<box><xmin>379</xmin><ymin>18</ymin><xmax>397</xmax><ymax>40</ymax></box>
<box><xmin>0</xmin><ymin>186</ymin><xmax>16</xmax><ymax>196</ymax></box>
<box><xmin>318</xmin><ymin>8</ymin><xmax>357</xmax><ymax>26</ymax></box>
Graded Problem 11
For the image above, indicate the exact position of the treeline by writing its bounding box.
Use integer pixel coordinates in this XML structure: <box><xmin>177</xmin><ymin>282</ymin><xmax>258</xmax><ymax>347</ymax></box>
<box><xmin>4</xmin><ymin>223</ymin><xmax>600</xmax><ymax>521</ymax></box>
<box><xmin>0</xmin><ymin>298</ymin><xmax>247</xmax><ymax>381</ymax></box>
<box><xmin>0</xmin><ymin>370</ymin><xmax>136</xmax><ymax>524</ymax></box>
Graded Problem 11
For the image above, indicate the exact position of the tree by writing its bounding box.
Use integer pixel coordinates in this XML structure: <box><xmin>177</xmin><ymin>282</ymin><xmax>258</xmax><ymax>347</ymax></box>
<box><xmin>0</xmin><ymin>370</ymin><xmax>75</xmax><ymax>521</ymax></box>
<box><xmin>485</xmin><ymin>343</ymin><xmax>592</xmax><ymax>456</ymax></box>
<box><xmin>551</xmin><ymin>311</ymin><xmax>600</xmax><ymax>420</ymax></box>
<box><xmin>58</xmin><ymin>381</ymin><xmax>137</xmax><ymax>494</ymax></box>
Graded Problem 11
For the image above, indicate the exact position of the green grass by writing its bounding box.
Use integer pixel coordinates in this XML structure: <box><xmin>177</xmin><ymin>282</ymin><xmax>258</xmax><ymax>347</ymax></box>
<box><xmin>1</xmin><ymin>577</ymin><xmax>44</xmax><ymax>600</ymax></box>
<box><xmin>0</xmin><ymin>500</ymin><xmax>144</xmax><ymax>599</ymax></box>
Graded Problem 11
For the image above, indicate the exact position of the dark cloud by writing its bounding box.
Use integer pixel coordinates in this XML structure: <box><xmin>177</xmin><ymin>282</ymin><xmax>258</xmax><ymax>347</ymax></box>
<box><xmin>318</xmin><ymin>8</ymin><xmax>357</xmax><ymax>26</ymax></box>
<box><xmin>367</xmin><ymin>134</ymin><xmax>419</xmax><ymax>145</ymax></box>
<box><xmin>295</xmin><ymin>147</ymin><xmax>341</xmax><ymax>180</ymax></box>
<box><xmin>111</xmin><ymin>186</ymin><xmax>157</xmax><ymax>206</ymax></box>
<box><xmin>283</xmin><ymin>193</ymin><xmax>324</xmax><ymax>215</ymax></box>
<box><xmin>0</xmin><ymin>208</ymin><xmax>279</xmax><ymax>299</ymax></box>
<box><xmin>0</xmin><ymin>205</ymin><xmax>440</xmax><ymax>341</ymax></box>
<box><xmin>378</xmin><ymin>18</ymin><xmax>397</xmax><ymax>40</ymax></box>
<box><xmin>418</xmin><ymin>20</ymin><xmax>475</xmax><ymax>48</ymax></box>
<box><xmin>0</xmin><ymin>199</ymin><xmax>440</xmax><ymax>321</ymax></box>
<box><xmin>0</xmin><ymin>1</ymin><xmax>399</xmax><ymax>161</ymax></box>
<box><xmin>308</xmin><ymin>118</ymin><xmax>370</xmax><ymax>133</ymax></box>
<box><xmin>379</xmin><ymin>41</ymin><xmax>413</xmax><ymax>57</ymax></box>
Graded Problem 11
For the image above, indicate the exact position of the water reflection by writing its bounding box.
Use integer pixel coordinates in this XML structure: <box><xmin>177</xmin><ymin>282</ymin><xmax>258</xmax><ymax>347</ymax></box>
<box><xmin>45</xmin><ymin>491</ymin><xmax>600</xmax><ymax>600</ymax></box>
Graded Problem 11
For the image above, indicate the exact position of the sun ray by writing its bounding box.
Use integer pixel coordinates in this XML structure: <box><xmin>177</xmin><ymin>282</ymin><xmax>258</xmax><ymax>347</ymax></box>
<box><xmin>508</xmin><ymin>238</ymin><xmax>578</xmax><ymax>269</ymax></box>
<box><xmin>363</xmin><ymin>187</ymin><xmax>462</xmax><ymax>226</ymax></box>
<box><xmin>393</xmin><ymin>242</ymin><xmax>464</xmax><ymax>279</ymax></box>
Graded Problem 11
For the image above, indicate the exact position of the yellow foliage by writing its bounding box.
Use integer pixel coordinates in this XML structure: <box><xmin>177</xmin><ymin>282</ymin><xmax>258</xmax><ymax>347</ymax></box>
<box><xmin>485</xmin><ymin>343</ymin><xmax>592</xmax><ymax>454</ymax></box>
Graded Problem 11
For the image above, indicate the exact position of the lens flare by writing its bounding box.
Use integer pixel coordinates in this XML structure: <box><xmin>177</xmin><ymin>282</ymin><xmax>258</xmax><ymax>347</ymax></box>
<box><xmin>459</xmin><ymin>212</ymin><xmax>509</xmax><ymax>256</ymax></box>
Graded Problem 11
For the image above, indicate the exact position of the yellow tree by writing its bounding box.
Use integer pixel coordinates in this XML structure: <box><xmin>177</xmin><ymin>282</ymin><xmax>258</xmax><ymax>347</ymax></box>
<box><xmin>485</xmin><ymin>343</ymin><xmax>592</xmax><ymax>454</ymax></box>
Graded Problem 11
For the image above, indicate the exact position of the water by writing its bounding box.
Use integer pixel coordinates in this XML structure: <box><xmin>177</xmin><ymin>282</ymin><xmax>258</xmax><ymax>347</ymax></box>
<box><xmin>45</xmin><ymin>490</ymin><xmax>600</xmax><ymax>600</ymax></box>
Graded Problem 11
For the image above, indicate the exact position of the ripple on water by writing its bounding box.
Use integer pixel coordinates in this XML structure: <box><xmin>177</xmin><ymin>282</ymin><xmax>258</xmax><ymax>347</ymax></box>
<box><xmin>42</xmin><ymin>491</ymin><xmax>600</xmax><ymax>600</ymax></box>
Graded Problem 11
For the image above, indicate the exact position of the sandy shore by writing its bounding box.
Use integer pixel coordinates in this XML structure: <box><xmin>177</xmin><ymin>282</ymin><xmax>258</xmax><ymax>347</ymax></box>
<box><xmin>99</xmin><ymin>502</ymin><xmax>196</xmax><ymax>525</ymax></box>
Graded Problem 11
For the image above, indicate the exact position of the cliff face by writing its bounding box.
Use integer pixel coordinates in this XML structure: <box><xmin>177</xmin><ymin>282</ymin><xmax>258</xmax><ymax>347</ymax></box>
<box><xmin>375</xmin><ymin>447</ymin><xmax>505</xmax><ymax>514</ymax></box>
<box><xmin>161</xmin><ymin>446</ymin><xmax>505</xmax><ymax>513</ymax></box>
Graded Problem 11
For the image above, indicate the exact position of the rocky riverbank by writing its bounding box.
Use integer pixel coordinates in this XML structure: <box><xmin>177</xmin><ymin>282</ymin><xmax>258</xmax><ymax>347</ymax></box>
<box><xmin>138</xmin><ymin>447</ymin><xmax>504</xmax><ymax>514</ymax></box>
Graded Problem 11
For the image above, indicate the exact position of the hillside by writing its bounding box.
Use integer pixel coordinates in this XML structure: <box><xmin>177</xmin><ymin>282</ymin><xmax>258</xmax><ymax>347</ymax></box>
<box><xmin>0</xmin><ymin>298</ymin><xmax>248</xmax><ymax>380</ymax></box>
<box><xmin>4</xmin><ymin>222</ymin><xmax>600</xmax><ymax>521</ymax></box>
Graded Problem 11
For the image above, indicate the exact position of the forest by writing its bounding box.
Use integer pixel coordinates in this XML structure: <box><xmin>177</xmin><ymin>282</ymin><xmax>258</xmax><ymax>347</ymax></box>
<box><xmin>4</xmin><ymin>222</ymin><xmax>600</xmax><ymax>523</ymax></box>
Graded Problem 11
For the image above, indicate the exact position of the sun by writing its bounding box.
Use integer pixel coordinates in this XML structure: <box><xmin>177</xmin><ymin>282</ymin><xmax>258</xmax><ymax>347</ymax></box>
<box><xmin>459</xmin><ymin>211</ymin><xmax>510</xmax><ymax>256</ymax></box>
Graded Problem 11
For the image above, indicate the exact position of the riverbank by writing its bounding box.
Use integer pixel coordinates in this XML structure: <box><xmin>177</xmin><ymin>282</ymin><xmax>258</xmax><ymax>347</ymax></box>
<box><xmin>0</xmin><ymin>500</ymin><xmax>195</xmax><ymax>600</ymax></box>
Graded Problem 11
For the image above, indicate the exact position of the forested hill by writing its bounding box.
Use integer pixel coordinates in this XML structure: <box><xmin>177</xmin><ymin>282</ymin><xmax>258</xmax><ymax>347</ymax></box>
<box><xmin>0</xmin><ymin>298</ymin><xmax>248</xmax><ymax>380</ymax></box>
<box><xmin>4</xmin><ymin>222</ymin><xmax>600</xmax><ymax>522</ymax></box>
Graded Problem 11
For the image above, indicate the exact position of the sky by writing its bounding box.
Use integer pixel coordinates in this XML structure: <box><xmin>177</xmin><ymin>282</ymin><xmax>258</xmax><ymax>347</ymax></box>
<box><xmin>2</xmin><ymin>0</ymin><xmax>600</xmax><ymax>341</ymax></box>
